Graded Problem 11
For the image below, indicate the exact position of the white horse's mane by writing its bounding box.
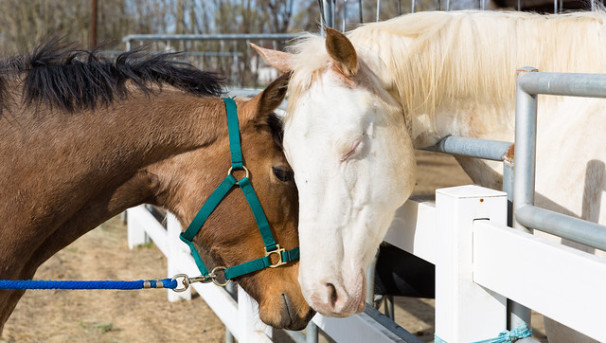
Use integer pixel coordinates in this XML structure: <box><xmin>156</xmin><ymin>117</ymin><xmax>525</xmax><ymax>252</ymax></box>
<box><xmin>288</xmin><ymin>10</ymin><xmax>606</xmax><ymax>122</ymax></box>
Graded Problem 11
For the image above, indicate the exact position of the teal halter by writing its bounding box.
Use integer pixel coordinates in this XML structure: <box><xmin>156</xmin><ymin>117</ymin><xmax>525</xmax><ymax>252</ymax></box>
<box><xmin>179</xmin><ymin>98</ymin><xmax>299</xmax><ymax>287</ymax></box>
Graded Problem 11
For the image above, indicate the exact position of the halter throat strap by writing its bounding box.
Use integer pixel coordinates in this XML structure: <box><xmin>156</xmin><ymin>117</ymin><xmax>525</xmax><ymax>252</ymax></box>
<box><xmin>179</xmin><ymin>98</ymin><xmax>299</xmax><ymax>285</ymax></box>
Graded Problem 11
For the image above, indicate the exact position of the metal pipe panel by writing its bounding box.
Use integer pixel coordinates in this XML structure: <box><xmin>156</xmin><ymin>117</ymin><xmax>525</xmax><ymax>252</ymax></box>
<box><xmin>516</xmin><ymin>206</ymin><xmax>606</xmax><ymax>251</ymax></box>
<box><xmin>423</xmin><ymin>136</ymin><xmax>512</xmax><ymax>161</ymax></box>
<box><xmin>518</xmin><ymin>72</ymin><xmax>606</xmax><ymax>98</ymax></box>
<box><xmin>513</xmin><ymin>67</ymin><xmax>539</xmax><ymax>232</ymax></box>
<box><xmin>122</xmin><ymin>33</ymin><xmax>301</xmax><ymax>43</ymax></box>
<box><xmin>511</xmin><ymin>67</ymin><xmax>539</xmax><ymax>331</ymax></box>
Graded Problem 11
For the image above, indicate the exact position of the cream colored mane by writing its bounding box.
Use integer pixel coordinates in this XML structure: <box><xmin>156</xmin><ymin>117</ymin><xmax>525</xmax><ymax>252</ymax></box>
<box><xmin>288</xmin><ymin>10</ymin><xmax>606</xmax><ymax>123</ymax></box>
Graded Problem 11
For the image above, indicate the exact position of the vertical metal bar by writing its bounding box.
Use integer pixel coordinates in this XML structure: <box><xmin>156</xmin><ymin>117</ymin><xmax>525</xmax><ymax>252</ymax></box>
<box><xmin>554</xmin><ymin>0</ymin><xmax>558</xmax><ymax>13</ymax></box>
<box><xmin>517</xmin><ymin>0</ymin><xmax>521</xmax><ymax>11</ymax></box>
<box><xmin>503</xmin><ymin>163</ymin><xmax>514</xmax><ymax>227</ymax></box>
<box><xmin>398</xmin><ymin>0</ymin><xmax>402</xmax><ymax>14</ymax></box>
<box><xmin>331</xmin><ymin>0</ymin><xmax>336</xmax><ymax>27</ymax></box>
<box><xmin>366</xmin><ymin>255</ymin><xmax>378</xmax><ymax>305</ymax></box>
<box><xmin>514</xmin><ymin>66</ymin><xmax>539</xmax><ymax>233</ymax></box>
<box><xmin>591</xmin><ymin>0</ymin><xmax>595</xmax><ymax>10</ymax></box>
<box><xmin>510</xmin><ymin>66</ymin><xmax>539</xmax><ymax>330</ymax></box>
<box><xmin>376</xmin><ymin>0</ymin><xmax>381</xmax><ymax>21</ymax></box>
<box><xmin>306</xmin><ymin>322</ymin><xmax>319</xmax><ymax>343</ymax></box>
<box><xmin>446</xmin><ymin>0</ymin><xmax>450</xmax><ymax>11</ymax></box>
<box><xmin>343</xmin><ymin>0</ymin><xmax>348</xmax><ymax>31</ymax></box>
<box><xmin>383</xmin><ymin>295</ymin><xmax>395</xmax><ymax>320</ymax></box>
<box><xmin>359</xmin><ymin>0</ymin><xmax>364</xmax><ymax>23</ymax></box>
<box><xmin>225</xmin><ymin>282</ymin><xmax>236</xmax><ymax>343</ymax></box>
<box><xmin>90</xmin><ymin>0</ymin><xmax>98</xmax><ymax>49</ymax></box>
<box><xmin>412</xmin><ymin>0</ymin><xmax>416</xmax><ymax>13</ymax></box>
<box><xmin>323</xmin><ymin>0</ymin><xmax>334</xmax><ymax>28</ymax></box>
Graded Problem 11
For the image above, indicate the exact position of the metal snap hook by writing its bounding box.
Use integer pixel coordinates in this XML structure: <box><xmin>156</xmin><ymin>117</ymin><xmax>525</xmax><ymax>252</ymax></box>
<box><xmin>170</xmin><ymin>274</ymin><xmax>190</xmax><ymax>293</ymax></box>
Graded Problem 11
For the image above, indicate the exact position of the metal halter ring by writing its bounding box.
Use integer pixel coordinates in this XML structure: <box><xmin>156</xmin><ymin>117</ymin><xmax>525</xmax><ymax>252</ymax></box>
<box><xmin>227</xmin><ymin>165</ymin><xmax>250</xmax><ymax>182</ymax></box>
<box><xmin>210</xmin><ymin>266</ymin><xmax>231</xmax><ymax>287</ymax></box>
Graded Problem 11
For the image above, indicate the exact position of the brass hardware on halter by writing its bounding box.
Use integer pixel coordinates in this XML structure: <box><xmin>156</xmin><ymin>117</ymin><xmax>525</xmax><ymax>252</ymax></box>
<box><xmin>227</xmin><ymin>165</ymin><xmax>250</xmax><ymax>181</ymax></box>
<box><xmin>209</xmin><ymin>266</ymin><xmax>231</xmax><ymax>287</ymax></box>
<box><xmin>265</xmin><ymin>245</ymin><xmax>287</xmax><ymax>268</ymax></box>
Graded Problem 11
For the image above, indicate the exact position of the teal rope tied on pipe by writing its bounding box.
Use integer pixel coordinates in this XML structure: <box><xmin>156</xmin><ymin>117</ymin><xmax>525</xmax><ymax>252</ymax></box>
<box><xmin>435</xmin><ymin>324</ymin><xmax>532</xmax><ymax>343</ymax></box>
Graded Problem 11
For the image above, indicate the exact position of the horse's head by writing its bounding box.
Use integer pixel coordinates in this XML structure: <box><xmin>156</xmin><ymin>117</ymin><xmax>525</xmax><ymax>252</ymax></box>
<box><xmin>148</xmin><ymin>74</ymin><xmax>312</xmax><ymax>329</ymax></box>
<box><xmin>253</xmin><ymin>28</ymin><xmax>417</xmax><ymax>317</ymax></box>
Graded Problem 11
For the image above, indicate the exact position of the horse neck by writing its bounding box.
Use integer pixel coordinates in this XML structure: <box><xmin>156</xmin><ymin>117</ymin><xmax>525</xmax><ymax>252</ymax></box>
<box><xmin>0</xmin><ymin>92</ymin><xmax>224</xmax><ymax>276</ymax></box>
<box><xmin>351</xmin><ymin>11</ymin><xmax>606</xmax><ymax>147</ymax></box>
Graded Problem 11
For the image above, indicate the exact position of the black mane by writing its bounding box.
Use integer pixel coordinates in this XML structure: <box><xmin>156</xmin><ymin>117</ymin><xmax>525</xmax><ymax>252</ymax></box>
<box><xmin>0</xmin><ymin>38</ymin><xmax>224</xmax><ymax>113</ymax></box>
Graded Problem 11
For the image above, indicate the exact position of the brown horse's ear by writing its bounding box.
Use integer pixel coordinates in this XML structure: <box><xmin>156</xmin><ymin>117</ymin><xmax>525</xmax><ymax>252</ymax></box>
<box><xmin>325</xmin><ymin>27</ymin><xmax>359</xmax><ymax>76</ymax></box>
<box><xmin>245</xmin><ymin>72</ymin><xmax>291</xmax><ymax>122</ymax></box>
<box><xmin>250</xmin><ymin>43</ymin><xmax>293</xmax><ymax>73</ymax></box>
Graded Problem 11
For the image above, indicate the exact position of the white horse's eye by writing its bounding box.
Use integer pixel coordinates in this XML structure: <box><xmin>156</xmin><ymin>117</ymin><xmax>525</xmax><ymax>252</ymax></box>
<box><xmin>340</xmin><ymin>137</ymin><xmax>363</xmax><ymax>162</ymax></box>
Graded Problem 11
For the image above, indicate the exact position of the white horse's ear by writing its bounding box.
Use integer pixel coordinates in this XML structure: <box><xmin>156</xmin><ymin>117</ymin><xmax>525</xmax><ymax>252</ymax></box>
<box><xmin>250</xmin><ymin>43</ymin><xmax>293</xmax><ymax>73</ymax></box>
<box><xmin>325</xmin><ymin>27</ymin><xmax>359</xmax><ymax>76</ymax></box>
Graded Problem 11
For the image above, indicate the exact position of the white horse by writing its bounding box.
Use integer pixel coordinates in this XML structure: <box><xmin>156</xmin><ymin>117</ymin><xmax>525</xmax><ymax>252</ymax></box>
<box><xmin>254</xmin><ymin>10</ymin><xmax>606</xmax><ymax>342</ymax></box>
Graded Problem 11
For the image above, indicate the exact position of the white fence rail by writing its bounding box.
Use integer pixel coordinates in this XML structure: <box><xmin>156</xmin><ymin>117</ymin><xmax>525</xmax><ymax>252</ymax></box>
<box><xmin>126</xmin><ymin>183</ymin><xmax>606</xmax><ymax>342</ymax></box>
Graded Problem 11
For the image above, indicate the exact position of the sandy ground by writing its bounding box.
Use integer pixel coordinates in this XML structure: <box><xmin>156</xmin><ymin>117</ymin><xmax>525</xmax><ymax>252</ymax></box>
<box><xmin>1</xmin><ymin>151</ymin><xmax>548</xmax><ymax>343</ymax></box>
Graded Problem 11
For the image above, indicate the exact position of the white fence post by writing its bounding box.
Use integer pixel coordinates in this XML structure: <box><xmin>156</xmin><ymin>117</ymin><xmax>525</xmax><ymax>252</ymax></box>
<box><xmin>434</xmin><ymin>185</ymin><xmax>508</xmax><ymax>342</ymax></box>
<box><xmin>126</xmin><ymin>205</ymin><xmax>150</xmax><ymax>248</ymax></box>
<box><xmin>166</xmin><ymin>212</ymin><xmax>192</xmax><ymax>302</ymax></box>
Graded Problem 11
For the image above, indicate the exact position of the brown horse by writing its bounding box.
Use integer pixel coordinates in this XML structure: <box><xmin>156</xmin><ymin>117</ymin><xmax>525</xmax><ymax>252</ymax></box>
<box><xmin>0</xmin><ymin>40</ymin><xmax>312</xmax><ymax>333</ymax></box>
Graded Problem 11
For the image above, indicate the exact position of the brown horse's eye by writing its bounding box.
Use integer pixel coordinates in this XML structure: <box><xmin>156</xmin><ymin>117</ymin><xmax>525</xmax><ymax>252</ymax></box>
<box><xmin>272</xmin><ymin>166</ymin><xmax>294</xmax><ymax>182</ymax></box>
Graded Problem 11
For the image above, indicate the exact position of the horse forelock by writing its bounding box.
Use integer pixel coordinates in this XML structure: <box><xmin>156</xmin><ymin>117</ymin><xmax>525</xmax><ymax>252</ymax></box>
<box><xmin>0</xmin><ymin>38</ymin><xmax>225</xmax><ymax>114</ymax></box>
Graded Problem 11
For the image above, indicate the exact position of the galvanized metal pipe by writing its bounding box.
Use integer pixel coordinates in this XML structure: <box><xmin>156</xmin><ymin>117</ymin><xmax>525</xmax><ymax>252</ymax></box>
<box><xmin>363</xmin><ymin>306</ymin><xmax>425</xmax><ymax>343</ymax></box>
<box><xmin>225</xmin><ymin>282</ymin><xmax>236</xmax><ymax>343</ymax></box>
<box><xmin>122</xmin><ymin>33</ymin><xmax>301</xmax><ymax>44</ymax></box>
<box><xmin>503</xmin><ymin>163</ymin><xmax>514</xmax><ymax>226</ymax></box>
<box><xmin>358</xmin><ymin>0</ymin><xmax>364</xmax><ymax>23</ymax></box>
<box><xmin>511</xmin><ymin>66</ymin><xmax>539</xmax><ymax>330</ymax></box>
<box><xmin>517</xmin><ymin>206</ymin><xmax>606</xmax><ymax>251</ymax></box>
<box><xmin>323</xmin><ymin>0</ymin><xmax>335</xmax><ymax>28</ymax></box>
<box><xmin>513</xmin><ymin>67</ymin><xmax>539</xmax><ymax>233</ymax></box>
<box><xmin>518</xmin><ymin>72</ymin><xmax>606</xmax><ymax>98</ymax></box>
<box><xmin>365</xmin><ymin>254</ymin><xmax>378</xmax><ymax>305</ymax></box>
<box><xmin>343</xmin><ymin>0</ymin><xmax>348</xmax><ymax>31</ymax></box>
<box><xmin>306</xmin><ymin>322</ymin><xmax>319</xmax><ymax>343</ymax></box>
<box><xmin>423</xmin><ymin>136</ymin><xmax>513</xmax><ymax>162</ymax></box>
<box><xmin>283</xmin><ymin>329</ymin><xmax>307</xmax><ymax>343</ymax></box>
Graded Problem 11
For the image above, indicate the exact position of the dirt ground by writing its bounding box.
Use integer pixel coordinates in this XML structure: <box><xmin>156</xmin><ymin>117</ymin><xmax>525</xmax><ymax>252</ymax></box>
<box><xmin>0</xmin><ymin>151</ymin><xmax>548</xmax><ymax>343</ymax></box>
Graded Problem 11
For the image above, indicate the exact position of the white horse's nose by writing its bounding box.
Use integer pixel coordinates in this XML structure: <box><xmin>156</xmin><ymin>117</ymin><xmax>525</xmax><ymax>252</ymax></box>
<box><xmin>304</xmin><ymin>276</ymin><xmax>366</xmax><ymax>316</ymax></box>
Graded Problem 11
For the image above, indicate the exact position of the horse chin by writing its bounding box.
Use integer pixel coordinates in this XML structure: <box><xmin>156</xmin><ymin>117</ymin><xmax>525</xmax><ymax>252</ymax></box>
<box><xmin>258</xmin><ymin>292</ymin><xmax>315</xmax><ymax>330</ymax></box>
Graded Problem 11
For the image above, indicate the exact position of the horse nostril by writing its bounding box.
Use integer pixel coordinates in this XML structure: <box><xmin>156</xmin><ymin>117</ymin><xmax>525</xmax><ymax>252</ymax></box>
<box><xmin>325</xmin><ymin>282</ymin><xmax>338</xmax><ymax>307</ymax></box>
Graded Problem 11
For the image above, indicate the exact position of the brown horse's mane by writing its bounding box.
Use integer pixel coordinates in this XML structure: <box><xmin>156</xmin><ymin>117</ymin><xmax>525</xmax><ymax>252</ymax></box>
<box><xmin>0</xmin><ymin>38</ymin><xmax>224</xmax><ymax>114</ymax></box>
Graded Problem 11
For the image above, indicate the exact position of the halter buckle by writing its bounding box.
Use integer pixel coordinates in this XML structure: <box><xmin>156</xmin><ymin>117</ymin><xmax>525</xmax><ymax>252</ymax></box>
<box><xmin>265</xmin><ymin>245</ymin><xmax>286</xmax><ymax>268</ymax></box>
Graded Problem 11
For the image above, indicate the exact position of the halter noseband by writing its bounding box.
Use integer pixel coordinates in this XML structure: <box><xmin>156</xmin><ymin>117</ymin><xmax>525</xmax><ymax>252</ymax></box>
<box><xmin>179</xmin><ymin>98</ymin><xmax>299</xmax><ymax>287</ymax></box>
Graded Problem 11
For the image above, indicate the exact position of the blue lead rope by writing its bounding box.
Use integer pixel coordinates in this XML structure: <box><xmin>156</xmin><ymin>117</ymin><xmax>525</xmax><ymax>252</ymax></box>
<box><xmin>0</xmin><ymin>278</ymin><xmax>178</xmax><ymax>290</ymax></box>
<box><xmin>435</xmin><ymin>324</ymin><xmax>532</xmax><ymax>343</ymax></box>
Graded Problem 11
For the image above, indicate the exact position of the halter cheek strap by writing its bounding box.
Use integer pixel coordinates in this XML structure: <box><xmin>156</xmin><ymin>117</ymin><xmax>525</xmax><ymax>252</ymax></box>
<box><xmin>179</xmin><ymin>98</ymin><xmax>299</xmax><ymax>286</ymax></box>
